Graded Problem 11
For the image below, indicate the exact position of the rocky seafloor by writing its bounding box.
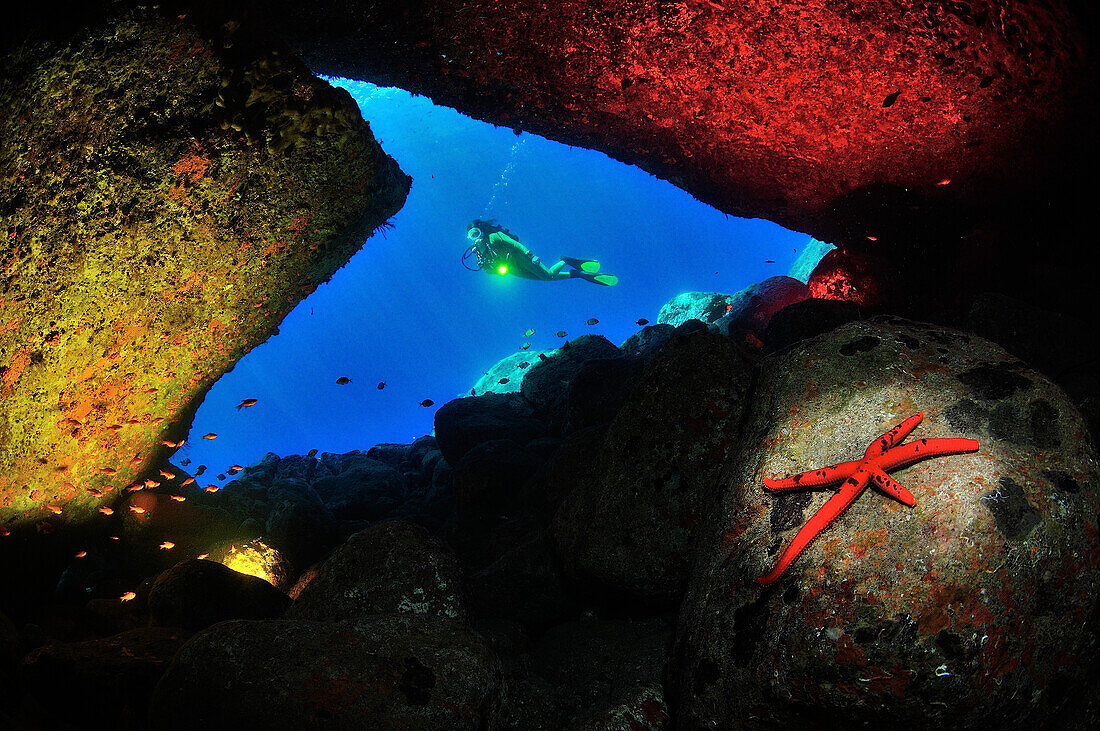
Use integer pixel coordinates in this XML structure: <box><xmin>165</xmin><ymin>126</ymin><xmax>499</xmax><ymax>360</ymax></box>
<box><xmin>2</xmin><ymin>277</ymin><xmax>1098</xmax><ymax>729</ymax></box>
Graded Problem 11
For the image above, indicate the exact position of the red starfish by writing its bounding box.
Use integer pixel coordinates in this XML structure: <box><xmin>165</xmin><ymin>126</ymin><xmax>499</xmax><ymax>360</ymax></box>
<box><xmin>758</xmin><ymin>411</ymin><xmax>979</xmax><ymax>586</ymax></box>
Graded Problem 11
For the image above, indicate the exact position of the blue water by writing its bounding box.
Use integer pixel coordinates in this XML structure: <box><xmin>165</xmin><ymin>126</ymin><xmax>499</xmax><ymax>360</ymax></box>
<box><xmin>169</xmin><ymin>78</ymin><xmax>817</xmax><ymax>485</ymax></box>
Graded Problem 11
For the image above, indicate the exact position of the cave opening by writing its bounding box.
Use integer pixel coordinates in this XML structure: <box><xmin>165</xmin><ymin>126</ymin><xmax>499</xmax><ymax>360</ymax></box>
<box><xmin>171</xmin><ymin>77</ymin><xmax>830</xmax><ymax>482</ymax></box>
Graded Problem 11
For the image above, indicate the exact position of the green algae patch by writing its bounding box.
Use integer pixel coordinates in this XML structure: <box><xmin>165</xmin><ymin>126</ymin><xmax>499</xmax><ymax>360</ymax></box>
<box><xmin>0</xmin><ymin>8</ymin><xmax>410</xmax><ymax>528</ymax></box>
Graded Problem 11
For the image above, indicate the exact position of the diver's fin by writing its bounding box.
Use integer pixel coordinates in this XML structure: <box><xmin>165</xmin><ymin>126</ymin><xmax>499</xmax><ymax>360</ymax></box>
<box><xmin>569</xmin><ymin>270</ymin><xmax>617</xmax><ymax>285</ymax></box>
<box><xmin>560</xmin><ymin>256</ymin><xmax>601</xmax><ymax>273</ymax></box>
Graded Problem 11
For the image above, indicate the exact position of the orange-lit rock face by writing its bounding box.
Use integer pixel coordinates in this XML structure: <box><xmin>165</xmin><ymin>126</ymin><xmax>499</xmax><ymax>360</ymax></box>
<box><xmin>276</xmin><ymin>0</ymin><xmax>1087</xmax><ymax>246</ymax></box>
<box><xmin>0</xmin><ymin>8</ymin><xmax>410</xmax><ymax>526</ymax></box>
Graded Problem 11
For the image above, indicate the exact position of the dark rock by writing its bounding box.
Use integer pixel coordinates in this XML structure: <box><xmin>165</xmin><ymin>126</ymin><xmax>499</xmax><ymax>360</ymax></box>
<box><xmin>264</xmin><ymin>488</ymin><xmax>337</xmax><ymax>575</ymax></box>
<box><xmin>311</xmin><ymin>458</ymin><xmax>405</xmax><ymax>522</ymax></box>
<box><xmin>434</xmin><ymin>392</ymin><xmax>547</xmax><ymax>466</ymax></box>
<box><xmin>564</xmin><ymin>357</ymin><xmax>644</xmax><ymax>434</ymax></box>
<box><xmin>966</xmin><ymin>291</ymin><xmax>1099</xmax><ymax>440</ymax></box>
<box><xmin>407</xmin><ymin>435</ymin><xmax>440</xmax><ymax>471</ymax></box>
<box><xmin>286</xmin><ymin>520</ymin><xmax>465</xmax><ymax>622</ymax></box>
<box><xmin>0</xmin><ymin>609</ymin><xmax>18</xmax><ymax>684</ymax></box>
<box><xmin>365</xmin><ymin>442</ymin><xmax>410</xmax><ymax>468</ymax></box>
<box><xmin>672</xmin><ymin>318</ymin><xmax>1100</xmax><ymax>727</ymax></box>
<box><xmin>148</xmin><ymin>559</ymin><xmax>291</xmax><ymax>631</ymax></box>
<box><xmin>711</xmin><ymin>275</ymin><xmax>809</xmax><ymax>349</ymax></box>
<box><xmin>618</xmin><ymin>323</ymin><xmax>676</xmax><ymax>361</ymax></box>
<box><xmin>450</xmin><ymin>439</ymin><xmax>542</xmax><ymax>568</ymax></box>
<box><xmin>523</xmin><ymin>436</ymin><xmax>563</xmax><ymax>464</ymax></box>
<box><xmin>148</xmin><ymin>615</ymin><xmax>503</xmax><ymax>730</ymax></box>
<box><xmin>529</xmin><ymin>616</ymin><xmax>672</xmax><ymax>728</ymax></box>
<box><xmin>763</xmin><ymin>296</ymin><xmax>862</xmax><ymax>352</ymax></box>
<box><xmin>529</xmin><ymin>425</ymin><xmax>609</xmax><ymax>520</ymax></box>
<box><xmin>466</xmin><ymin>532</ymin><xmax>570</xmax><ymax>633</ymax></box>
<box><xmin>553</xmin><ymin>331</ymin><xmax>752</xmax><ymax>605</ymax></box>
<box><xmin>520</xmin><ymin>334</ymin><xmax>622</xmax><ymax>427</ymax></box>
<box><xmin>21</xmin><ymin>626</ymin><xmax>186</xmax><ymax>726</ymax></box>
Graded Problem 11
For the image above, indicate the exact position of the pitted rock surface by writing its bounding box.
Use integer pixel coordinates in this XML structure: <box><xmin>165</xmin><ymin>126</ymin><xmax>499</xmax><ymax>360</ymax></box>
<box><xmin>671</xmin><ymin>317</ymin><xmax>1100</xmax><ymax>728</ymax></box>
<box><xmin>286</xmin><ymin>520</ymin><xmax>465</xmax><ymax>622</ymax></box>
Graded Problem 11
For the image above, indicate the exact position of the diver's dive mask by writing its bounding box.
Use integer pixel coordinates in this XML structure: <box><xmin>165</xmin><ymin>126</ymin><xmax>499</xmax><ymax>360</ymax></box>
<box><xmin>461</xmin><ymin>226</ymin><xmax>498</xmax><ymax>271</ymax></box>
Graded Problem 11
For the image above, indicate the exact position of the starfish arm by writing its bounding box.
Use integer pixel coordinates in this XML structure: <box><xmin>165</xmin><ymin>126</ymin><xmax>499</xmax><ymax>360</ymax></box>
<box><xmin>868</xmin><ymin>465</ymin><xmax>916</xmax><ymax>506</ymax></box>
<box><xmin>758</xmin><ymin>467</ymin><xmax>871</xmax><ymax>586</ymax></box>
<box><xmin>878</xmin><ymin>438</ymin><xmax>980</xmax><ymax>472</ymax></box>
<box><xmin>864</xmin><ymin>411</ymin><xmax>924</xmax><ymax>460</ymax></box>
<box><xmin>763</xmin><ymin>459</ymin><xmax>861</xmax><ymax>490</ymax></box>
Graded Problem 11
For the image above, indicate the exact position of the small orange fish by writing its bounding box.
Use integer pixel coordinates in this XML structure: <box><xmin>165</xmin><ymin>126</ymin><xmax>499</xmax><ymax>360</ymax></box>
<box><xmin>160</xmin><ymin>541</ymin><xmax>175</xmax><ymax>550</ymax></box>
<box><xmin>87</xmin><ymin>488</ymin><xmax>103</xmax><ymax>497</ymax></box>
<box><xmin>170</xmin><ymin>495</ymin><xmax>186</xmax><ymax>502</ymax></box>
<box><xmin>99</xmin><ymin>507</ymin><xmax>114</xmax><ymax>515</ymax></box>
<box><xmin>204</xmin><ymin>485</ymin><xmax>219</xmax><ymax>493</ymax></box>
<box><xmin>202</xmin><ymin>433</ymin><xmax>217</xmax><ymax>440</ymax></box>
<box><xmin>75</xmin><ymin>550</ymin><xmax>87</xmax><ymax>558</ymax></box>
<box><xmin>0</xmin><ymin>527</ymin><xmax>9</xmax><ymax>537</ymax></box>
<box><xmin>237</xmin><ymin>398</ymin><xmax>257</xmax><ymax>410</ymax></box>
<box><xmin>120</xmin><ymin>591</ymin><xmax>136</xmax><ymax>602</ymax></box>
<box><xmin>144</xmin><ymin>478</ymin><xmax>160</xmax><ymax>488</ymax></box>
<box><xmin>197</xmin><ymin>553</ymin><xmax>209</xmax><ymax>560</ymax></box>
<box><xmin>937</xmin><ymin>178</ymin><xmax>951</xmax><ymax>185</ymax></box>
<box><xmin>47</xmin><ymin>505</ymin><xmax>62</xmax><ymax>514</ymax></box>
<box><xmin>181</xmin><ymin>477</ymin><xmax>195</xmax><ymax>486</ymax></box>
<box><xmin>159</xmin><ymin>470</ymin><xmax>174</xmax><ymax>479</ymax></box>
<box><xmin>127</xmin><ymin>484</ymin><xmax>144</xmax><ymax>492</ymax></box>
<box><xmin>229</xmin><ymin>465</ymin><xmax>243</xmax><ymax>471</ymax></box>
<box><xmin>100</xmin><ymin>467</ymin><xmax>117</xmax><ymax>476</ymax></box>
<box><xmin>109</xmin><ymin>535</ymin><xmax>119</xmax><ymax>540</ymax></box>
<box><xmin>129</xmin><ymin>505</ymin><xmax>146</xmax><ymax>514</ymax></box>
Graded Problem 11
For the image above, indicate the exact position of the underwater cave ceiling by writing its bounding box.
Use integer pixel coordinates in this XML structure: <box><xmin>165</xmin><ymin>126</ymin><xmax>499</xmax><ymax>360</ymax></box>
<box><xmin>0</xmin><ymin>8</ymin><xmax>410</xmax><ymax>524</ymax></box>
<box><xmin>260</xmin><ymin>0</ymin><xmax>1098</xmax><ymax>309</ymax></box>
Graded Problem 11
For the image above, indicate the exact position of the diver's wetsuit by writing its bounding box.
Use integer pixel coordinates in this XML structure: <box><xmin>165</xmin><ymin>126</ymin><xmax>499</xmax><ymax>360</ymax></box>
<box><xmin>487</xmin><ymin>231</ymin><xmax>571</xmax><ymax>281</ymax></box>
<box><xmin>466</xmin><ymin>222</ymin><xmax>617</xmax><ymax>286</ymax></box>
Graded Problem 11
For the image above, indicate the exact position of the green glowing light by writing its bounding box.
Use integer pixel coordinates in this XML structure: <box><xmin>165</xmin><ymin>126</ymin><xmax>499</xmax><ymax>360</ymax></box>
<box><xmin>498</xmin><ymin>265</ymin><xmax>507</xmax><ymax>274</ymax></box>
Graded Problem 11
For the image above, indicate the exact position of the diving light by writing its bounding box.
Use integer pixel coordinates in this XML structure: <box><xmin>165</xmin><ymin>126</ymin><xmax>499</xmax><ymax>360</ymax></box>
<box><xmin>498</xmin><ymin>265</ymin><xmax>508</xmax><ymax>274</ymax></box>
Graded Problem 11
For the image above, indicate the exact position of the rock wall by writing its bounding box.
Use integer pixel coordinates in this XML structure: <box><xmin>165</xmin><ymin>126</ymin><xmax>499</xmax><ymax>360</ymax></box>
<box><xmin>0</xmin><ymin>6</ymin><xmax>410</xmax><ymax>526</ymax></box>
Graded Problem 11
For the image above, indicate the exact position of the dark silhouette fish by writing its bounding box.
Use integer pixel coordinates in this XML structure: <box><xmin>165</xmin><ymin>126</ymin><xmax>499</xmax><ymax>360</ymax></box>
<box><xmin>377</xmin><ymin>382</ymin><xmax>386</xmax><ymax>390</ymax></box>
<box><xmin>556</xmin><ymin>331</ymin><xmax>567</xmax><ymax>337</ymax></box>
<box><xmin>521</xmin><ymin>343</ymin><xmax>530</xmax><ymax>350</ymax></box>
<box><xmin>586</xmin><ymin>318</ymin><xmax>599</xmax><ymax>325</ymax></box>
<box><xmin>336</xmin><ymin>377</ymin><xmax>352</xmax><ymax>385</ymax></box>
<box><xmin>498</xmin><ymin>378</ymin><xmax>509</xmax><ymax>384</ymax></box>
<box><xmin>237</xmin><ymin>398</ymin><xmax>257</xmax><ymax>410</ymax></box>
<box><xmin>419</xmin><ymin>399</ymin><xmax>434</xmax><ymax>407</ymax></box>
<box><xmin>636</xmin><ymin>318</ymin><xmax>649</xmax><ymax>326</ymax></box>
<box><xmin>518</xmin><ymin>362</ymin><xmax>529</xmax><ymax>369</ymax></box>
<box><xmin>524</xmin><ymin>328</ymin><xmax>535</xmax><ymax>337</ymax></box>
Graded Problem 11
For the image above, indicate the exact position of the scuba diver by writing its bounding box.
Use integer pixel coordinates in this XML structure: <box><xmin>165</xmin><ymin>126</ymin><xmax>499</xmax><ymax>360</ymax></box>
<box><xmin>462</xmin><ymin>220</ymin><xmax>619</xmax><ymax>286</ymax></box>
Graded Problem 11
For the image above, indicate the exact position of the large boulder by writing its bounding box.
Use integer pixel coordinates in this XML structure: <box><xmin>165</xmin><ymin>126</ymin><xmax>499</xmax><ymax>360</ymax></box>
<box><xmin>434</xmin><ymin>392</ymin><xmax>546</xmax><ymax>466</ymax></box>
<box><xmin>552</xmin><ymin>330</ymin><xmax>753</xmax><ymax>605</ymax></box>
<box><xmin>0</xmin><ymin>6</ymin><xmax>409</xmax><ymax>525</ymax></box>
<box><xmin>20</xmin><ymin>626</ymin><xmax>187</xmax><ymax>728</ymax></box>
<box><xmin>149</xmin><ymin>614</ymin><xmax>503</xmax><ymax>729</ymax></box>
<box><xmin>520</xmin><ymin>334</ymin><xmax>622</xmax><ymax>428</ymax></box>
<box><xmin>286</xmin><ymin>520</ymin><xmax>466</xmax><ymax>622</ymax></box>
<box><xmin>148</xmin><ymin>558</ymin><xmax>291</xmax><ymax>631</ymax></box>
<box><xmin>671</xmin><ymin>317</ymin><xmax>1100</xmax><ymax>727</ymax></box>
